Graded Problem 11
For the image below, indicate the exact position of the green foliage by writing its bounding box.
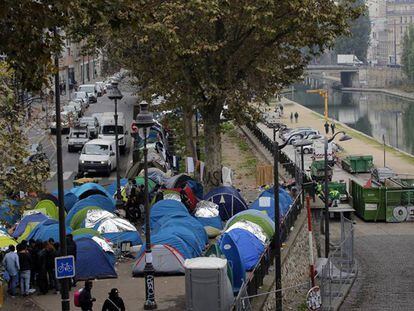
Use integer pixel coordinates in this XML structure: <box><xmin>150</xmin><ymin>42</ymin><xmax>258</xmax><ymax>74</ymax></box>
<box><xmin>402</xmin><ymin>25</ymin><xmax>414</xmax><ymax>81</ymax></box>
<box><xmin>0</xmin><ymin>62</ymin><xmax>49</xmax><ymax>210</ymax></box>
<box><xmin>334</xmin><ymin>0</ymin><xmax>371</xmax><ymax>62</ymax></box>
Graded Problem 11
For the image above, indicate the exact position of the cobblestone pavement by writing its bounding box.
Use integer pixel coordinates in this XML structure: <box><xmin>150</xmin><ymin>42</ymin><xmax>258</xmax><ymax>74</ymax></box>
<box><xmin>340</xmin><ymin>220</ymin><xmax>414</xmax><ymax>311</ymax></box>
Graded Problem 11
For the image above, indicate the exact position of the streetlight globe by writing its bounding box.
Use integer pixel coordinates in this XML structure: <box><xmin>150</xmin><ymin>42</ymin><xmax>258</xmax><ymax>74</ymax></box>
<box><xmin>136</xmin><ymin>101</ymin><xmax>155</xmax><ymax>129</ymax></box>
<box><xmin>108</xmin><ymin>81</ymin><xmax>123</xmax><ymax>100</ymax></box>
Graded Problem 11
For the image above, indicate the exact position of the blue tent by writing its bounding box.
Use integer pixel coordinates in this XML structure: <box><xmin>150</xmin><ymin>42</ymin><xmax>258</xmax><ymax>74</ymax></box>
<box><xmin>204</xmin><ymin>187</ymin><xmax>248</xmax><ymax>221</ymax></box>
<box><xmin>12</xmin><ymin>213</ymin><xmax>48</xmax><ymax>238</ymax></box>
<box><xmin>71</xmin><ymin>183</ymin><xmax>113</xmax><ymax>201</ymax></box>
<box><xmin>222</xmin><ymin>228</ymin><xmax>265</xmax><ymax>271</ymax></box>
<box><xmin>250</xmin><ymin>188</ymin><xmax>293</xmax><ymax>220</ymax></box>
<box><xmin>52</xmin><ymin>190</ymin><xmax>79</xmax><ymax>212</ymax></box>
<box><xmin>186</xmin><ymin>180</ymin><xmax>204</xmax><ymax>199</ymax></box>
<box><xmin>159</xmin><ymin>216</ymin><xmax>208</xmax><ymax>247</ymax></box>
<box><xmin>195</xmin><ymin>216</ymin><xmax>223</xmax><ymax>231</ymax></box>
<box><xmin>139</xmin><ymin>231</ymin><xmax>193</xmax><ymax>259</ymax></box>
<box><xmin>100</xmin><ymin>232</ymin><xmax>142</xmax><ymax>246</ymax></box>
<box><xmin>73</xmin><ymin>237</ymin><xmax>117</xmax><ymax>280</ymax></box>
<box><xmin>66</xmin><ymin>195</ymin><xmax>115</xmax><ymax>227</ymax></box>
<box><xmin>27</xmin><ymin>219</ymin><xmax>72</xmax><ymax>242</ymax></box>
<box><xmin>0</xmin><ymin>200</ymin><xmax>22</xmax><ymax>225</ymax></box>
<box><xmin>149</xmin><ymin>200</ymin><xmax>189</xmax><ymax>231</ymax></box>
<box><xmin>106</xmin><ymin>179</ymin><xmax>128</xmax><ymax>197</ymax></box>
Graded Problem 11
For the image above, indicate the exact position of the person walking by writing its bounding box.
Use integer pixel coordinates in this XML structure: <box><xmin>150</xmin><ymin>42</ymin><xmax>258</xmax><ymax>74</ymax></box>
<box><xmin>66</xmin><ymin>234</ymin><xmax>77</xmax><ymax>287</ymax></box>
<box><xmin>18</xmin><ymin>243</ymin><xmax>32</xmax><ymax>296</ymax></box>
<box><xmin>102</xmin><ymin>288</ymin><xmax>125</xmax><ymax>311</ymax></box>
<box><xmin>330</xmin><ymin>122</ymin><xmax>336</xmax><ymax>135</ymax></box>
<box><xmin>324</xmin><ymin>121</ymin><xmax>330</xmax><ymax>135</ymax></box>
<box><xmin>45</xmin><ymin>241</ymin><xmax>57</xmax><ymax>292</ymax></box>
<box><xmin>37</xmin><ymin>241</ymin><xmax>49</xmax><ymax>294</ymax></box>
<box><xmin>290</xmin><ymin>112</ymin><xmax>293</xmax><ymax>123</ymax></box>
<box><xmin>79</xmin><ymin>280</ymin><xmax>96</xmax><ymax>311</ymax></box>
<box><xmin>2</xmin><ymin>245</ymin><xmax>19</xmax><ymax>297</ymax></box>
<box><xmin>294</xmin><ymin>112</ymin><xmax>299</xmax><ymax>123</ymax></box>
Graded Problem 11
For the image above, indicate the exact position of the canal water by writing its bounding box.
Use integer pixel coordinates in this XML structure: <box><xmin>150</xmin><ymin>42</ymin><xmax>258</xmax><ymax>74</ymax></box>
<box><xmin>289</xmin><ymin>83</ymin><xmax>414</xmax><ymax>156</ymax></box>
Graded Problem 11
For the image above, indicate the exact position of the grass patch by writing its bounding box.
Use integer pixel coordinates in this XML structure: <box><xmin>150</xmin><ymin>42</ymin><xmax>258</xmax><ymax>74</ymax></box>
<box><xmin>221</xmin><ymin>121</ymin><xmax>235</xmax><ymax>133</ymax></box>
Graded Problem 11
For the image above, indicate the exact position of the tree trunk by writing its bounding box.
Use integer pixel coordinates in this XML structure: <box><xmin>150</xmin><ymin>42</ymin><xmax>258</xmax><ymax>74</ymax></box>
<box><xmin>201</xmin><ymin>106</ymin><xmax>222</xmax><ymax>192</ymax></box>
<box><xmin>183</xmin><ymin>105</ymin><xmax>197</xmax><ymax>161</ymax></box>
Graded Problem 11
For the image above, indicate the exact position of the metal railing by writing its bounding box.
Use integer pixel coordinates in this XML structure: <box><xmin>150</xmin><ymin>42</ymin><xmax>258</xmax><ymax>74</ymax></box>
<box><xmin>232</xmin><ymin>192</ymin><xmax>303</xmax><ymax>310</ymax></box>
<box><xmin>320</xmin><ymin>215</ymin><xmax>355</xmax><ymax>311</ymax></box>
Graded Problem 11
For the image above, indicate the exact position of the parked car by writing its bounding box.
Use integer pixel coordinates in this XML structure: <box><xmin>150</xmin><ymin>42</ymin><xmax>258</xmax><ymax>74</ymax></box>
<box><xmin>67</xmin><ymin>101</ymin><xmax>84</xmax><ymax>117</ymax></box>
<box><xmin>50</xmin><ymin>110</ymin><xmax>75</xmax><ymax>134</ymax></box>
<box><xmin>296</xmin><ymin>144</ymin><xmax>313</xmax><ymax>154</ymax></box>
<box><xmin>78</xmin><ymin>84</ymin><xmax>97</xmax><ymax>103</ymax></box>
<box><xmin>282</xmin><ymin>128</ymin><xmax>319</xmax><ymax>144</ymax></box>
<box><xmin>78</xmin><ymin>139</ymin><xmax>116</xmax><ymax>176</ymax></box>
<box><xmin>79</xmin><ymin>116</ymin><xmax>100</xmax><ymax>139</ymax></box>
<box><xmin>95</xmin><ymin>82</ymin><xmax>105</xmax><ymax>96</ymax></box>
<box><xmin>67</xmin><ymin>125</ymin><xmax>90</xmax><ymax>152</ymax></box>
<box><xmin>73</xmin><ymin>91</ymin><xmax>90</xmax><ymax>107</ymax></box>
<box><xmin>279</xmin><ymin>126</ymin><xmax>314</xmax><ymax>139</ymax></box>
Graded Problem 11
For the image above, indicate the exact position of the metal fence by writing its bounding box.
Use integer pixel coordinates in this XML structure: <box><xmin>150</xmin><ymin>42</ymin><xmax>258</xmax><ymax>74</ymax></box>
<box><xmin>320</xmin><ymin>215</ymin><xmax>355</xmax><ymax>311</ymax></box>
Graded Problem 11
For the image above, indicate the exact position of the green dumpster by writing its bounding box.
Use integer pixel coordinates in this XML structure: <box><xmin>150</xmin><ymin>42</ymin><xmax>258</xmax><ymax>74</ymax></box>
<box><xmin>342</xmin><ymin>155</ymin><xmax>373</xmax><ymax>174</ymax></box>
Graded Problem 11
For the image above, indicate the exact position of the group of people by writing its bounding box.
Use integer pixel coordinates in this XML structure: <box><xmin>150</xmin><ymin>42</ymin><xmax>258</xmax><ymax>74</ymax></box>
<box><xmin>290</xmin><ymin>111</ymin><xmax>299</xmax><ymax>123</ymax></box>
<box><xmin>78</xmin><ymin>280</ymin><xmax>125</xmax><ymax>311</ymax></box>
<box><xmin>324</xmin><ymin>121</ymin><xmax>336</xmax><ymax>135</ymax></box>
<box><xmin>124</xmin><ymin>178</ymin><xmax>145</xmax><ymax>224</ymax></box>
<box><xmin>2</xmin><ymin>234</ymin><xmax>77</xmax><ymax>297</ymax></box>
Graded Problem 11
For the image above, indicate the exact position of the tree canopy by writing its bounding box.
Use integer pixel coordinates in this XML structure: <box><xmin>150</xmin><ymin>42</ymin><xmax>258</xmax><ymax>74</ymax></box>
<box><xmin>70</xmin><ymin>0</ymin><xmax>362</xmax><ymax>188</ymax></box>
<box><xmin>334</xmin><ymin>0</ymin><xmax>370</xmax><ymax>62</ymax></box>
<box><xmin>402</xmin><ymin>25</ymin><xmax>414</xmax><ymax>81</ymax></box>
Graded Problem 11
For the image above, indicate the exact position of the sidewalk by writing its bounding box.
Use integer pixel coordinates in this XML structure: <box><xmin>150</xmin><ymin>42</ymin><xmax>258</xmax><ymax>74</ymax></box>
<box><xmin>272</xmin><ymin>97</ymin><xmax>414</xmax><ymax>176</ymax></box>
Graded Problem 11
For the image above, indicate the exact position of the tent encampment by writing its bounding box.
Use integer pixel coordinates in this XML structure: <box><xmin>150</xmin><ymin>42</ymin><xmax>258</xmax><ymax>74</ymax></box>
<box><xmin>73</xmin><ymin>236</ymin><xmax>117</xmax><ymax>280</ymax></box>
<box><xmin>26</xmin><ymin>219</ymin><xmax>72</xmax><ymax>242</ymax></box>
<box><xmin>149</xmin><ymin>200</ymin><xmax>189</xmax><ymax>231</ymax></box>
<box><xmin>0</xmin><ymin>200</ymin><xmax>22</xmax><ymax>225</ymax></box>
<box><xmin>164</xmin><ymin>174</ymin><xmax>194</xmax><ymax>189</ymax></box>
<box><xmin>71</xmin><ymin>183</ymin><xmax>113</xmax><ymax>201</ymax></box>
<box><xmin>0</xmin><ymin>231</ymin><xmax>17</xmax><ymax>249</ymax></box>
<box><xmin>106</xmin><ymin>178</ymin><xmax>128</xmax><ymax>198</ymax></box>
<box><xmin>51</xmin><ymin>191</ymin><xmax>78</xmax><ymax>212</ymax></box>
<box><xmin>32</xmin><ymin>199</ymin><xmax>59</xmax><ymax>220</ymax></box>
<box><xmin>70</xmin><ymin>206</ymin><xmax>102</xmax><ymax>230</ymax></box>
<box><xmin>194</xmin><ymin>201</ymin><xmax>223</xmax><ymax>238</ymax></box>
<box><xmin>204</xmin><ymin>186</ymin><xmax>248</xmax><ymax>221</ymax></box>
<box><xmin>225</xmin><ymin>209</ymin><xmax>275</xmax><ymax>240</ymax></box>
<box><xmin>133</xmin><ymin>244</ymin><xmax>185</xmax><ymax>276</ymax></box>
<box><xmin>72</xmin><ymin>228</ymin><xmax>102</xmax><ymax>239</ymax></box>
<box><xmin>250</xmin><ymin>188</ymin><xmax>293</xmax><ymax>221</ymax></box>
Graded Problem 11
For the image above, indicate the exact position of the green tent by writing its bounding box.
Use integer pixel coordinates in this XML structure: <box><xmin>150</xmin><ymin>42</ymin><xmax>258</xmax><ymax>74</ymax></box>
<box><xmin>120</xmin><ymin>177</ymin><xmax>157</xmax><ymax>202</ymax></box>
<box><xmin>72</xmin><ymin>228</ymin><xmax>102</xmax><ymax>238</ymax></box>
<box><xmin>225</xmin><ymin>210</ymin><xmax>275</xmax><ymax>240</ymax></box>
<box><xmin>70</xmin><ymin>206</ymin><xmax>102</xmax><ymax>230</ymax></box>
<box><xmin>0</xmin><ymin>233</ymin><xmax>17</xmax><ymax>249</ymax></box>
<box><xmin>33</xmin><ymin>199</ymin><xmax>60</xmax><ymax>220</ymax></box>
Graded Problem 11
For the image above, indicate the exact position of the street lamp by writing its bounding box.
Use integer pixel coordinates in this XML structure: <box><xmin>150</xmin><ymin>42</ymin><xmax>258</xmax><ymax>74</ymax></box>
<box><xmin>108</xmin><ymin>81</ymin><xmax>123</xmax><ymax>209</ymax></box>
<box><xmin>293</xmin><ymin>138</ymin><xmax>314</xmax><ymax>211</ymax></box>
<box><xmin>136</xmin><ymin>101</ymin><xmax>157</xmax><ymax>310</ymax></box>
<box><xmin>324</xmin><ymin>131</ymin><xmax>351</xmax><ymax>257</ymax></box>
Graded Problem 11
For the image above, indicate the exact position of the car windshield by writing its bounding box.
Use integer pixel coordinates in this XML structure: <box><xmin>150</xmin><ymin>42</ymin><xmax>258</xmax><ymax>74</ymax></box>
<box><xmin>70</xmin><ymin>132</ymin><xmax>87</xmax><ymax>138</ymax></box>
<box><xmin>83</xmin><ymin>144</ymin><xmax>109</xmax><ymax>155</ymax></box>
<box><xmin>102</xmin><ymin>125</ymin><xmax>123</xmax><ymax>135</ymax></box>
<box><xmin>74</xmin><ymin>92</ymin><xmax>87</xmax><ymax>98</ymax></box>
<box><xmin>79</xmin><ymin>86</ymin><xmax>95</xmax><ymax>93</ymax></box>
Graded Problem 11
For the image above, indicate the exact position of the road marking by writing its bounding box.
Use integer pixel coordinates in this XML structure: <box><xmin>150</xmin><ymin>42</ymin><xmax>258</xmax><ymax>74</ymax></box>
<box><xmin>63</xmin><ymin>171</ymin><xmax>73</xmax><ymax>181</ymax></box>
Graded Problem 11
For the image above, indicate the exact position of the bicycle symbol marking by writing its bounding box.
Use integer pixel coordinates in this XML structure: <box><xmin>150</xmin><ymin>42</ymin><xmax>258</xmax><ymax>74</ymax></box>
<box><xmin>57</xmin><ymin>262</ymin><xmax>73</xmax><ymax>274</ymax></box>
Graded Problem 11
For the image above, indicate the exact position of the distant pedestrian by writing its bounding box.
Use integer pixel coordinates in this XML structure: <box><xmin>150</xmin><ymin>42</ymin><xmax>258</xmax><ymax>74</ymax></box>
<box><xmin>79</xmin><ymin>280</ymin><xmax>96</xmax><ymax>311</ymax></box>
<box><xmin>17</xmin><ymin>243</ymin><xmax>32</xmax><ymax>296</ymax></box>
<box><xmin>102</xmin><ymin>288</ymin><xmax>125</xmax><ymax>311</ymax></box>
<box><xmin>37</xmin><ymin>242</ymin><xmax>49</xmax><ymax>294</ymax></box>
<box><xmin>324</xmin><ymin>122</ymin><xmax>330</xmax><ymax>135</ymax></box>
<box><xmin>66</xmin><ymin>234</ymin><xmax>77</xmax><ymax>287</ymax></box>
<box><xmin>330</xmin><ymin>122</ymin><xmax>336</xmax><ymax>135</ymax></box>
<box><xmin>2</xmin><ymin>245</ymin><xmax>19</xmax><ymax>297</ymax></box>
<box><xmin>290</xmin><ymin>112</ymin><xmax>293</xmax><ymax>123</ymax></box>
<box><xmin>279</xmin><ymin>104</ymin><xmax>284</xmax><ymax>115</ymax></box>
<box><xmin>294</xmin><ymin>112</ymin><xmax>299</xmax><ymax>123</ymax></box>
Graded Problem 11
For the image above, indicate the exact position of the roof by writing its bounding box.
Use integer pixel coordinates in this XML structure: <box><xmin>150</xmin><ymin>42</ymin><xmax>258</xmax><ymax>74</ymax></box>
<box><xmin>85</xmin><ymin>139</ymin><xmax>114</xmax><ymax>146</ymax></box>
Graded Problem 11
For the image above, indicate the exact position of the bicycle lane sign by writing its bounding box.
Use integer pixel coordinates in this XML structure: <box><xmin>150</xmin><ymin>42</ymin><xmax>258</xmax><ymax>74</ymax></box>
<box><xmin>55</xmin><ymin>255</ymin><xmax>76</xmax><ymax>279</ymax></box>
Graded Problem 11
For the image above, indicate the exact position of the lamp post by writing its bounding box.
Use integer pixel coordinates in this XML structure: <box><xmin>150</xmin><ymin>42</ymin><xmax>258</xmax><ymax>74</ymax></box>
<box><xmin>53</xmin><ymin>28</ymin><xmax>69</xmax><ymax>311</ymax></box>
<box><xmin>108</xmin><ymin>82</ymin><xmax>123</xmax><ymax>208</ymax></box>
<box><xmin>324</xmin><ymin>131</ymin><xmax>352</xmax><ymax>257</ymax></box>
<box><xmin>136</xmin><ymin>102</ymin><xmax>157</xmax><ymax>310</ymax></box>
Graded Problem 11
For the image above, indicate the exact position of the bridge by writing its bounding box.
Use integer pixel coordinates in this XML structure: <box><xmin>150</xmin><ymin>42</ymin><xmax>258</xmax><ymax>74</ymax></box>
<box><xmin>306</xmin><ymin>65</ymin><xmax>363</xmax><ymax>87</ymax></box>
<box><xmin>307</xmin><ymin>64</ymin><xmax>362</xmax><ymax>72</ymax></box>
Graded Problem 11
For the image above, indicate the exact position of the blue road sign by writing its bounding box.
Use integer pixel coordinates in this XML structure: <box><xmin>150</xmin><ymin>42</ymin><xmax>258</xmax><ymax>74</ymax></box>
<box><xmin>55</xmin><ymin>255</ymin><xmax>75</xmax><ymax>279</ymax></box>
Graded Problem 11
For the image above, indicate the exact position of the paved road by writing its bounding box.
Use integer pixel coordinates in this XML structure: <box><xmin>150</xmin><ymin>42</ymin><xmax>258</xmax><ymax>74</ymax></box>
<box><xmin>26</xmin><ymin>82</ymin><xmax>136</xmax><ymax>192</ymax></box>
<box><xmin>340</xmin><ymin>220</ymin><xmax>414</xmax><ymax>310</ymax></box>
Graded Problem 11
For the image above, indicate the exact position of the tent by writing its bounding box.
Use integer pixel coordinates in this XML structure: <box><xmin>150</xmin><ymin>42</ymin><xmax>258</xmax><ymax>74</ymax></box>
<box><xmin>12</xmin><ymin>213</ymin><xmax>48</xmax><ymax>238</ymax></box>
<box><xmin>26</xmin><ymin>219</ymin><xmax>72</xmax><ymax>242</ymax></box>
<box><xmin>51</xmin><ymin>190</ymin><xmax>79</xmax><ymax>212</ymax></box>
<box><xmin>106</xmin><ymin>178</ymin><xmax>128</xmax><ymax>198</ymax></box>
<box><xmin>73</xmin><ymin>236</ymin><xmax>117</xmax><ymax>280</ymax></box>
<box><xmin>149</xmin><ymin>200</ymin><xmax>189</xmax><ymax>231</ymax></box>
<box><xmin>225</xmin><ymin>210</ymin><xmax>275</xmax><ymax>240</ymax></box>
<box><xmin>222</xmin><ymin>228</ymin><xmax>265</xmax><ymax>271</ymax></box>
<box><xmin>72</xmin><ymin>228</ymin><xmax>102</xmax><ymax>239</ymax></box>
<box><xmin>250</xmin><ymin>188</ymin><xmax>293</xmax><ymax>221</ymax></box>
<box><xmin>70</xmin><ymin>206</ymin><xmax>103</xmax><ymax>230</ymax></box>
<box><xmin>0</xmin><ymin>231</ymin><xmax>17</xmax><ymax>249</ymax></box>
<box><xmin>0</xmin><ymin>200</ymin><xmax>22</xmax><ymax>225</ymax></box>
<box><xmin>133</xmin><ymin>244</ymin><xmax>185</xmax><ymax>276</ymax></box>
<box><xmin>194</xmin><ymin>201</ymin><xmax>223</xmax><ymax>238</ymax></box>
<box><xmin>147</xmin><ymin>168</ymin><xmax>168</xmax><ymax>185</ymax></box>
<box><xmin>39</xmin><ymin>193</ymin><xmax>59</xmax><ymax>206</ymax></box>
<box><xmin>84</xmin><ymin>210</ymin><xmax>142</xmax><ymax>246</ymax></box>
<box><xmin>204</xmin><ymin>186</ymin><xmax>248</xmax><ymax>221</ymax></box>
<box><xmin>119</xmin><ymin>176</ymin><xmax>157</xmax><ymax>201</ymax></box>
<box><xmin>17</xmin><ymin>222</ymin><xmax>39</xmax><ymax>243</ymax></box>
<box><xmin>126</xmin><ymin>159</ymin><xmax>167</xmax><ymax>179</ymax></box>
<box><xmin>33</xmin><ymin>199</ymin><xmax>59</xmax><ymax>220</ymax></box>
<box><xmin>71</xmin><ymin>183</ymin><xmax>113</xmax><ymax>201</ymax></box>
<box><xmin>164</xmin><ymin>174</ymin><xmax>194</xmax><ymax>189</ymax></box>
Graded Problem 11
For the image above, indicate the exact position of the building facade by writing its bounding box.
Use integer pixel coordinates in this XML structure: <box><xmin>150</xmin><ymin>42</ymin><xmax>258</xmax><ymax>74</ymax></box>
<box><xmin>367</xmin><ymin>0</ymin><xmax>388</xmax><ymax>65</ymax></box>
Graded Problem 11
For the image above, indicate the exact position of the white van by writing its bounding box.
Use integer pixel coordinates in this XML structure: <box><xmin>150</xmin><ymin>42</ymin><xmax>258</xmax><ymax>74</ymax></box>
<box><xmin>98</xmin><ymin>112</ymin><xmax>129</xmax><ymax>154</ymax></box>
<box><xmin>78</xmin><ymin>139</ymin><xmax>116</xmax><ymax>176</ymax></box>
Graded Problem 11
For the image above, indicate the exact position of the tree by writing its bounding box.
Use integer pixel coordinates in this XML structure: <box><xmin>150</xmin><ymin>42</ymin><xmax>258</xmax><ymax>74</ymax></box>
<box><xmin>71</xmin><ymin>1</ymin><xmax>362</xmax><ymax>189</ymax></box>
<box><xmin>0</xmin><ymin>62</ymin><xmax>49</xmax><ymax>215</ymax></box>
<box><xmin>401</xmin><ymin>25</ymin><xmax>414</xmax><ymax>81</ymax></box>
<box><xmin>334</xmin><ymin>0</ymin><xmax>371</xmax><ymax>62</ymax></box>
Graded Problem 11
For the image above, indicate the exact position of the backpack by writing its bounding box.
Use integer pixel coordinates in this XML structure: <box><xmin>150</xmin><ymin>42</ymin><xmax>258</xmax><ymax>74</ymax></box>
<box><xmin>74</xmin><ymin>288</ymin><xmax>83</xmax><ymax>307</ymax></box>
